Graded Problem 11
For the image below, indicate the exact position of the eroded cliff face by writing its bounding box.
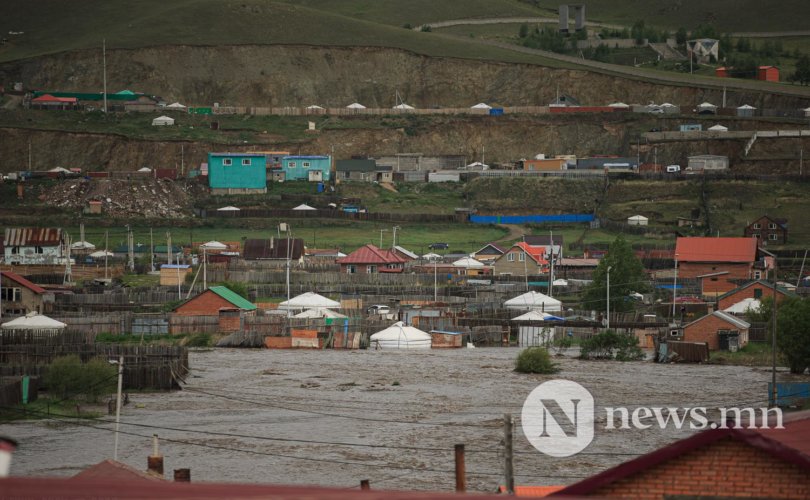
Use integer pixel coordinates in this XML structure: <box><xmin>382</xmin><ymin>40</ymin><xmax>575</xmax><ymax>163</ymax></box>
<box><xmin>1</xmin><ymin>44</ymin><xmax>802</xmax><ymax>108</ymax></box>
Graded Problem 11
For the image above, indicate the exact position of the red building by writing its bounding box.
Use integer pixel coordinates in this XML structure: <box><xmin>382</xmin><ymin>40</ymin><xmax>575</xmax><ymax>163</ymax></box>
<box><xmin>675</xmin><ymin>237</ymin><xmax>758</xmax><ymax>297</ymax></box>
<box><xmin>337</xmin><ymin>244</ymin><xmax>406</xmax><ymax>274</ymax></box>
<box><xmin>716</xmin><ymin>280</ymin><xmax>794</xmax><ymax>310</ymax></box>
<box><xmin>681</xmin><ymin>310</ymin><xmax>750</xmax><ymax>350</ymax></box>
<box><xmin>554</xmin><ymin>410</ymin><xmax>810</xmax><ymax>499</ymax></box>
<box><xmin>758</xmin><ymin>65</ymin><xmax>780</xmax><ymax>82</ymax></box>
<box><xmin>715</xmin><ymin>66</ymin><xmax>729</xmax><ymax>78</ymax></box>
<box><xmin>743</xmin><ymin>215</ymin><xmax>788</xmax><ymax>245</ymax></box>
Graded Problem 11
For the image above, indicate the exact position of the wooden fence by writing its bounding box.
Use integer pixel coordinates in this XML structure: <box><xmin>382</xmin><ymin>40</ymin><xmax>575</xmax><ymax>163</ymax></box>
<box><xmin>203</xmin><ymin>208</ymin><xmax>465</xmax><ymax>223</ymax></box>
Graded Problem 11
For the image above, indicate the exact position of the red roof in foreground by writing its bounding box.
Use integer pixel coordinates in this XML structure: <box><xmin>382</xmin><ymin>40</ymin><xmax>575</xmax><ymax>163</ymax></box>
<box><xmin>1</xmin><ymin>270</ymin><xmax>47</xmax><ymax>294</ymax></box>
<box><xmin>337</xmin><ymin>244</ymin><xmax>407</xmax><ymax>265</ymax></box>
<box><xmin>0</xmin><ymin>477</ymin><xmax>511</xmax><ymax>499</ymax></box>
<box><xmin>72</xmin><ymin>460</ymin><xmax>164</xmax><ymax>482</ymax></box>
<box><xmin>553</xmin><ymin>410</ymin><xmax>810</xmax><ymax>496</ymax></box>
<box><xmin>675</xmin><ymin>237</ymin><xmax>757</xmax><ymax>263</ymax></box>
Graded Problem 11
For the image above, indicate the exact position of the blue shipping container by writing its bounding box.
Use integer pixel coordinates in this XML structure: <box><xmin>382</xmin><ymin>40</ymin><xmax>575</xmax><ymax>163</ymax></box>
<box><xmin>489</xmin><ymin>108</ymin><xmax>504</xmax><ymax>116</ymax></box>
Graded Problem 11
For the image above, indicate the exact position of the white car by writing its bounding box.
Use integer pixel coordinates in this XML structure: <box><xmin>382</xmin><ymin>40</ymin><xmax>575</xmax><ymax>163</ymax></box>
<box><xmin>366</xmin><ymin>305</ymin><xmax>391</xmax><ymax>315</ymax></box>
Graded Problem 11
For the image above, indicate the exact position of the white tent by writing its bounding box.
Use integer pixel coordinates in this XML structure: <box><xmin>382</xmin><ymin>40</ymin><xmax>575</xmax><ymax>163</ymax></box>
<box><xmin>422</xmin><ymin>253</ymin><xmax>442</xmax><ymax>260</ymax></box>
<box><xmin>151</xmin><ymin>115</ymin><xmax>175</xmax><ymax>126</ymax></box>
<box><xmin>627</xmin><ymin>215</ymin><xmax>649</xmax><ymax>226</ymax></box>
<box><xmin>471</xmin><ymin>103</ymin><xmax>492</xmax><ymax>109</ymax></box>
<box><xmin>70</xmin><ymin>240</ymin><xmax>96</xmax><ymax>250</ymax></box>
<box><xmin>724</xmin><ymin>298</ymin><xmax>761</xmax><ymax>315</ymax></box>
<box><xmin>292</xmin><ymin>203</ymin><xmax>317</xmax><ymax>211</ymax></box>
<box><xmin>279</xmin><ymin>292</ymin><xmax>341</xmax><ymax>310</ymax></box>
<box><xmin>48</xmin><ymin>167</ymin><xmax>71</xmax><ymax>173</ymax></box>
<box><xmin>452</xmin><ymin>257</ymin><xmax>485</xmax><ymax>269</ymax></box>
<box><xmin>89</xmin><ymin>250</ymin><xmax>114</xmax><ymax>258</ymax></box>
<box><xmin>201</xmin><ymin>241</ymin><xmax>227</xmax><ymax>250</ymax></box>
<box><xmin>737</xmin><ymin>104</ymin><xmax>757</xmax><ymax>110</ymax></box>
<box><xmin>293</xmin><ymin>308</ymin><xmax>348</xmax><ymax>319</ymax></box>
<box><xmin>216</xmin><ymin>206</ymin><xmax>241</xmax><ymax>211</ymax></box>
<box><xmin>370</xmin><ymin>321</ymin><xmax>432</xmax><ymax>349</ymax></box>
<box><xmin>137</xmin><ymin>167</ymin><xmax>152</xmax><ymax>172</ymax></box>
<box><xmin>1</xmin><ymin>312</ymin><xmax>66</xmax><ymax>331</ymax></box>
<box><xmin>513</xmin><ymin>310</ymin><xmax>562</xmax><ymax>346</ymax></box>
<box><xmin>346</xmin><ymin>103</ymin><xmax>366</xmax><ymax>109</ymax></box>
<box><xmin>466</xmin><ymin>161</ymin><xmax>489</xmax><ymax>169</ymax></box>
<box><xmin>306</xmin><ymin>105</ymin><xmax>325</xmax><ymax>110</ymax></box>
<box><xmin>504</xmin><ymin>291</ymin><xmax>562</xmax><ymax>312</ymax></box>
<box><xmin>393</xmin><ymin>103</ymin><xmax>415</xmax><ymax>110</ymax></box>
<box><xmin>697</xmin><ymin>102</ymin><xmax>718</xmax><ymax>113</ymax></box>
<box><xmin>607</xmin><ymin>102</ymin><xmax>630</xmax><ymax>108</ymax></box>
<box><xmin>165</xmin><ymin>102</ymin><xmax>186</xmax><ymax>110</ymax></box>
<box><xmin>660</xmin><ymin>102</ymin><xmax>676</xmax><ymax>108</ymax></box>
<box><xmin>708</xmin><ymin>124</ymin><xmax>728</xmax><ymax>132</ymax></box>
<box><xmin>512</xmin><ymin>310</ymin><xmax>565</xmax><ymax>321</ymax></box>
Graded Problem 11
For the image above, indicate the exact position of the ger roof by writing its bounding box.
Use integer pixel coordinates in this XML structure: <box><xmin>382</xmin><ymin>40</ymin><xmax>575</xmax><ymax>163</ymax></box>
<box><xmin>675</xmin><ymin>237</ymin><xmax>757</xmax><ymax>263</ymax></box>
<box><xmin>555</xmin><ymin>410</ymin><xmax>810</xmax><ymax>496</ymax></box>
<box><xmin>208</xmin><ymin>286</ymin><xmax>256</xmax><ymax>310</ymax></box>
<box><xmin>337</xmin><ymin>244</ymin><xmax>406</xmax><ymax>265</ymax></box>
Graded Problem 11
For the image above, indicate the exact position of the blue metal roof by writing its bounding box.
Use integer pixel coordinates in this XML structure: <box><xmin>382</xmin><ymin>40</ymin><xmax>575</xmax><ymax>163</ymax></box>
<box><xmin>209</xmin><ymin>152</ymin><xmax>265</xmax><ymax>157</ymax></box>
<box><xmin>283</xmin><ymin>155</ymin><xmax>330</xmax><ymax>159</ymax></box>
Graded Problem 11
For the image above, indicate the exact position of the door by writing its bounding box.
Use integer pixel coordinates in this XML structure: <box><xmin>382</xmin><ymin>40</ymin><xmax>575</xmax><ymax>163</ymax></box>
<box><xmin>308</xmin><ymin>170</ymin><xmax>323</xmax><ymax>182</ymax></box>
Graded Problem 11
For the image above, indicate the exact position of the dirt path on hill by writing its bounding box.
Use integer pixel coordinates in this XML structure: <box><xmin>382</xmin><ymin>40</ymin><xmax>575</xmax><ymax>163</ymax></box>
<box><xmin>493</xmin><ymin>224</ymin><xmax>527</xmax><ymax>244</ymax></box>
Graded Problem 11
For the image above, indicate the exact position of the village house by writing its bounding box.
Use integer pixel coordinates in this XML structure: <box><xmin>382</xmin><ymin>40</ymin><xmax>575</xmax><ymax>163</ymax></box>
<box><xmin>716</xmin><ymin>280</ymin><xmax>796</xmax><ymax>311</ymax></box>
<box><xmin>492</xmin><ymin>242</ymin><xmax>548</xmax><ymax>277</ymax></box>
<box><xmin>523</xmin><ymin>235</ymin><xmax>564</xmax><ymax>260</ymax></box>
<box><xmin>242</xmin><ymin>238</ymin><xmax>305</xmax><ymax>263</ymax></box>
<box><xmin>281</xmin><ymin>155</ymin><xmax>331</xmax><ymax>182</ymax></box>
<box><xmin>3</xmin><ymin>228</ymin><xmax>66</xmax><ymax>265</ymax></box>
<box><xmin>554</xmin><ymin>410</ymin><xmax>810</xmax><ymax>500</ymax></box>
<box><xmin>675</xmin><ymin>237</ymin><xmax>759</xmax><ymax>298</ymax></box>
<box><xmin>681</xmin><ymin>310</ymin><xmax>750</xmax><ymax>350</ymax></box>
<box><xmin>743</xmin><ymin>215</ymin><xmax>788</xmax><ymax>245</ymax></box>
<box><xmin>519</xmin><ymin>158</ymin><xmax>567</xmax><ymax>171</ymax></box>
<box><xmin>0</xmin><ymin>270</ymin><xmax>53</xmax><ymax>317</ymax></box>
<box><xmin>172</xmin><ymin>286</ymin><xmax>257</xmax><ymax>334</ymax></box>
<box><xmin>472</xmin><ymin>243</ymin><xmax>505</xmax><ymax>264</ymax></box>
<box><xmin>207</xmin><ymin>152</ymin><xmax>267</xmax><ymax>194</ymax></box>
<box><xmin>335</xmin><ymin>159</ymin><xmax>393</xmax><ymax>183</ymax></box>
<box><xmin>337</xmin><ymin>244</ymin><xmax>406</xmax><ymax>274</ymax></box>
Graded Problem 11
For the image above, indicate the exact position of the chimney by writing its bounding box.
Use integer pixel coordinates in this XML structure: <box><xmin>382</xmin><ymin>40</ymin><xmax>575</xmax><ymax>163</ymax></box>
<box><xmin>147</xmin><ymin>434</ymin><xmax>164</xmax><ymax>477</ymax></box>
<box><xmin>174</xmin><ymin>468</ymin><xmax>191</xmax><ymax>482</ymax></box>
<box><xmin>0</xmin><ymin>436</ymin><xmax>18</xmax><ymax>477</ymax></box>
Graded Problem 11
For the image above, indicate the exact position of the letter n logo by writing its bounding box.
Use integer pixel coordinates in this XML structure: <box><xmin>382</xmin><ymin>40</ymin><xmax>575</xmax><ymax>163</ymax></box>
<box><xmin>521</xmin><ymin>380</ymin><xmax>594</xmax><ymax>457</ymax></box>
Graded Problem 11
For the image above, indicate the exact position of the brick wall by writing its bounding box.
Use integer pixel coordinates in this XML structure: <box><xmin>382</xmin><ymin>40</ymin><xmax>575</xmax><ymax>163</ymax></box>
<box><xmin>683</xmin><ymin>314</ymin><xmax>748</xmax><ymax>350</ymax></box>
<box><xmin>718</xmin><ymin>286</ymin><xmax>789</xmax><ymax>310</ymax></box>
<box><xmin>174</xmin><ymin>290</ymin><xmax>231</xmax><ymax>316</ymax></box>
<box><xmin>591</xmin><ymin>437</ymin><xmax>810</xmax><ymax>499</ymax></box>
<box><xmin>679</xmin><ymin>262</ymin><xmax>751</xmax><ymax>280</ymax></box>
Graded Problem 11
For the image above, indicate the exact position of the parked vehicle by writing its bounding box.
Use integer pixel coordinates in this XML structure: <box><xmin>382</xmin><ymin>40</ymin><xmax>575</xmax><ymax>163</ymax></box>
<box><xmin>666</xmin><ymin>165</ymin><xmax>681</xmax><ymax>173</ymax></box>
<box><xmin>428</xmin><ymin>242</ymin><xmax>449</xmax><ymax>250</ymax></box>
<box><xmin>366</xmin><ymin>304</ymin><xmax>391</xmax><ymax>315</ymax></box>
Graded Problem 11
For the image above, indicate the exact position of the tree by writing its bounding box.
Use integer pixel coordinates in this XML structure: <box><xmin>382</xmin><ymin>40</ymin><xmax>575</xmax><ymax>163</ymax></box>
<box><xmin>776</xmin><ymin>297</ymin><xmax>810</xmax><ymax>374</ymax></box>
<box><xmin>44</xmin><ymin>355</ymin><xmax>117</xmax><ymax>402</ymax></box>
<box><xmin>791</xmin><ymin>55</ymin><xmax>810</xmax><ymax>85</ymax></box>
<box><xmin>518</xmin><ymin>23</ymin><xmax>529</xmax><ymax>39</ymax></box>
<box><xmin>675</xmin><ymin>27</ymin><xmax>688</xmax><ymax>46</ymax></box>
<box><xmin>582</xmin><ymin>236</ymin><xmax>649</xmax><ymax>313</ymax></box>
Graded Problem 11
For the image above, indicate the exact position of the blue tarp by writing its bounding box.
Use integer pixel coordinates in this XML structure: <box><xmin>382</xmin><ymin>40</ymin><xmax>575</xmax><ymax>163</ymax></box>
<box><xmin>656</xmin><ymin>284</ymin><xmax>684</xmax><ymax>290</ymax></box>
<box><xmin>469</xmin><ymin>214</ymin><xmax>594</xmax><ymax>224</ymax></box>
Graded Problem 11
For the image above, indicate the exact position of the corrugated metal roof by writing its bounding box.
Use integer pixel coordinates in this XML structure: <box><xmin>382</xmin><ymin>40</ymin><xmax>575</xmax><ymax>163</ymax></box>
<box><xmin>209</xmin><ymin>286</ymin><xmax>257</xmax><ymax>310</ymax></box>
<box><xmin>1</xmin><ymin>271</ymin><xmax>47</xmax><ymax>294</ymax></box>
<box><xmin>337</xmin><ymin>244</ymin><xmax>406</xmax><ymax>265</ymax></box>
<box><xmin>675</xmin><ymin>237</ymin><xmax>757</xmax><ymax>263</ymax></box>
<box><xmin>243</xmin><ymin>238</ymin><xmax>304</xmax><ymax>260</ymax></box>
<box><xmin>4</xmin><ymin>227</ymin><xmax>63</xmax><ymax>246</ymax></box>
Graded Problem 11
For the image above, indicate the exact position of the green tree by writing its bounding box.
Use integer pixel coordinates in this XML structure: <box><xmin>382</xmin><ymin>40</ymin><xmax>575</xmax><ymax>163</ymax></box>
<box><xmin>515</xmin><ymin>347</ymin><xmax>559</xmax><ymax>374</ymax></box>
<box><xmin>675</xmin><ymin>27</ymin><xmax>688</xmax><ymax>46</ymax></box>
<box><xmin>580</xmin><ymin>330</ymin><xmax>644</xmax><ymax>361</ymax></box>
<box><xmin>791</xmin><ymin>55</ymin><xmax>810</xmax><ymax>85</ymax></box>
<box><xmin>518</xmin><ymin>23</ymin><xmax>529</xmax><ymax>39</ymax></box>
<box><xmin>44</xmin><ymin>355</ymin><xmax>117</xmax><ymax>402</ymax></box>
<box><xmin>776</xmin><ymin>297</ymin><xmax>810</xmax><ymax>374</ymax></box>
<box><xmin>582</xmin><ymin>236</ymin><xmax>649</xmax><ymax>313</ymax></box>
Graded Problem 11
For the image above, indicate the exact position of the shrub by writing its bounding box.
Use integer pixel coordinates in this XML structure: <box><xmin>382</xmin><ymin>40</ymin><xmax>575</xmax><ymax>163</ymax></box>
<box><xmin>186</xmin><ymin>332</ymin><xmax>212</xmax><ymax>347</ymax></box>
<box><xmin>580</xmin><ymin>330</ymin><xmax>644</xmax><ymax>361</ymax></box>
<box><xmin>515</xmin><ymin>347</ymin><xmax>559</xmax><ymax>374</ymax></box>
<box><xmin>44</xmin><ymin>355</ymin><xmax>117</xmax><ymax>402</ymax></box>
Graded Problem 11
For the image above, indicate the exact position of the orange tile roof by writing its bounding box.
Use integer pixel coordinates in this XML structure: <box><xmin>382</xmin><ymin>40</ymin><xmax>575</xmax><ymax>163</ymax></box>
<box><xmin>337</xmin><ymin>244</ymin><xmax>406</xmax><ymax>265</ymax></box>
<box><xmin>674</xmin><ymin>237</ymin><xmax>757</xmax><ymax>263</ymax></box>
<box><xmin>514</xmin><ymin>242</ymin><xmax>548</xmax><ymax>265</ymax></box>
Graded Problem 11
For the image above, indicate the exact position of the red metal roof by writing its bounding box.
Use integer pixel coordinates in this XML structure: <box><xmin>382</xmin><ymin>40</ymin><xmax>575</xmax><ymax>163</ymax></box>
<box><xmin>1</xmin><ymin>270</ymin><xmax>47</xmax><ymax>294</ymax></box>
<box><xmin>31</xmin><ymin>94</ymin><xmax>78</xmax><ymax>103</ymax></box>
<box><xmin>514</xmin><ymin>242</ymin><xmax>548</xmax><ymax>265</ymax></box>
<box><xmin>0</xmin><ymin>477</ymin><xmax>513</xmax><ymax>499</ymax></box>
<box><xmin>3</xmin><ymin>228</ymin><xmax>63</xmax><ymax>247</ymax></box>
<box><xmin>553</xmin><ymin>410</ymin><xmax>810</xmax><ymax>496</ymax></box>
<box><xmin>674</xmin><ymin>237</ymin><xmax>757</xmax><ymax>263</ymax></box>
<box><xmin>72</xmin><ymin>460</ymin><xmax>164</xmax><ymax>482</ymax></box>
<box><xmin>337</xmin><ymin>244</ymin><xmax>407</xmax><ymax>265</ymax></box>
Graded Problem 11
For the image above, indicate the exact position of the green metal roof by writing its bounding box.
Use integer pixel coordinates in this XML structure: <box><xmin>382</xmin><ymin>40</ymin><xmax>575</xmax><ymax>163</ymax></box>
<box><xmin>209</xmin><ymin>286</ymin><xmax>257</xmax><ymax>310</ymax></box>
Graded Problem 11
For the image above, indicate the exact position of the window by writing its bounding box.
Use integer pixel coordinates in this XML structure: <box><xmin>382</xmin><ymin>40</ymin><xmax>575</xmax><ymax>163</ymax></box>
<box><xmin>367</xmin><ymin>265</ymin><xmax>377</xmax><ymax>273</ymax></box>
<box><xmin>753</xmin><ymin>223</ymin><xmax>761</xmax><ymax>229</ymax></box>
<box><xmin>768</xmin><ymin>223</ymin><xmax>777</xmax><ymax>229</ymax></box>
<box><xmin>669</xmin><ymin>329</ymin><xmax>680</xmax><ymax>337</ymax></box>
<box><xmin>754</xmin><ymin>288</ymin><xmax>763</xmax><ymax>299</ymax></box>
<box><xmin>346</xmin><ymin>265</ymin><xmax>356</xmax><ymax>274</ymax></box>
<box><xmin>754</xmin><ymin>270</ymin><xmax>762</xmax><ymax>280</ymax></box>
<box><xmin>302</xmin><ymin>162</ymin><xmax>311</xmax><ymax>168</ymax></box>
<box><xmin>11</xmin><ymin>246</ymin><xmax>19</xmax><ymax>254</ymax></box>
<box><xmin>288</xmin><ymin>162</ymin><xmax>297</xmax><ymax>168</ymax></box>
<box><xmin>35</xmin><ymin>246</ymin><xmax>43</xmax><ymax>254</ymax></box>
<box><xmin>223</xmin><ymin>158</ymin><xmax>233</xmax><ymax>166</ymax></box>
<box><xmin>241</xmin><ymin>158</ymin><xmax>251</xmax><ymax>166</ymax></box>
<box><xmin>753</xmin><ymin>233</ymin><xmax>760</xmax><ymax>239</ymax></box>
<box><xmin>518</xmin><ymin>253</ymin><xmax>525</xmax><ymax>262</ymax></box>
<box><xmin>0</xmin><ymin>287</ymin><xmax>21</xmax><ymax>302</ymax></box>
<box><xmin>507</xmin><ymin>253</ymin><xmax>515</xmax><ymax>262</ymax></box>
<box><xmin>769</xmin><ymin>233</ymin><xmax>778</xmax><ymax>241</ymax></box>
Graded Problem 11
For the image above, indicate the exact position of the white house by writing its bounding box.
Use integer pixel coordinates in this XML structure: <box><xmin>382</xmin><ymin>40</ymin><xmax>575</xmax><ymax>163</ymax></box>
<box><xmin>152</xmin><ymin>115</ymin><xmax>175</xmax><ymax>126</ymax></box>
<box><xmin>3</xmin><ymin>228</ymin><xmax>66</xmax><ymax>265</ymax></box>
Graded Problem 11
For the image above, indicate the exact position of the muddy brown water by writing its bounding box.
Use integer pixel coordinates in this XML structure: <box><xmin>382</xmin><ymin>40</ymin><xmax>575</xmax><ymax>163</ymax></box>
<box><xmin>4</xmin><ymin>348</ymin><xmax>772</xmax><ymax>492</ymax></box>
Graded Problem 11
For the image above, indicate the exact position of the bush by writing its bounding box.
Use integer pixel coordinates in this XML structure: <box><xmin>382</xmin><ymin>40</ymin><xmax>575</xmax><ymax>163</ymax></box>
<box><xmin>515</xmin><ymin>347</ymin><xmax>559</xmax><ymax>374</ymax></box>
<box><xmin>44</xmin><ymin>355</ymin><xmax>117</xmax><ymax>403</ymax></box>
<box><xmin>186</xmin><ymin>332</ymin><xmax>212</xmax><ymax>347</ymax></box>
<box><xmin>580</xmin><ymin>330</ymin><xmax>644</xmax><ymax>361</ymax></box>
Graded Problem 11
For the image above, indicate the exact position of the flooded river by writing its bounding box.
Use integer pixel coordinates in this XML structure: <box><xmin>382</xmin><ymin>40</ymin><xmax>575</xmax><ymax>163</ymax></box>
<box><xmin>3</xmin><ymin>348</ymin><xmax>773</xmax><ymax>492</ymax></box>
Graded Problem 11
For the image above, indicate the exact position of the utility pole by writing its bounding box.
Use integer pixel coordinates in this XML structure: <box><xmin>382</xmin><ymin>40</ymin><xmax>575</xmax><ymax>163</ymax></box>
<box><xmin>379</xmin><ymin>228</ymin><xmax>388</xmax><ymax>249</ymax></box>
<box><xmin>548</xmin><ymin>230</ymin><xmax>555</xmax><ymax>297</ymax></box>
<box><xmin>503</xmin><ymin>414</ymin><xmax>514</xmax><ymax>495</ymax></box>
<box><xmin>392</xmin><ymin>226</ymin><xmax>400</xmax><ymax>249</ymax></box>
<box><xmin>127</xmin><ymin>226</ymin><xmax>134</xmax><ymax>273</ymax></box>
<box><xmin>433</xmin><ymin>260</ymin><xmax>438</xmax><ymax>303</ymax></box>
<box><xmin>202</xmin><ymin>247</ymin><xmax>207</xmax><ymax>290</ymax></box>
<box><xmin>800</xmin><ymin>148</ymin><xmax>803</xmax><ymax>176</ymax></box>
<box><xmin>104</xmin><ymin>230</ymin><xmax>109</xmax><ymax>280</ymax></box>
<box><xmin>149</xmin><ymin>228</ymin><xmax>154</xmax><ymax>272</ymax></box>
<box><xmin>771</xmin><ymin>260</ymin><xmax>778</xmax><ymax>408</ymax></box>
<box><xmin>606</xmin><ymin>266</ymin><xmax>612</xmax><ymax>331</ymax></box>
<box><xmin>166</xmin><ymin>232</ymin><xmax>172</xmax><ymax>266</ymax></box>
<box><xmin>113</xmin><ymin>355</ymin><xmax>123</xmax><ymax>460</ymax></box>
<box><xmin>102</xmin><ymin>39</ymin><xmax>108</xmax><ymax>114</ymax></box>
<box><xmin>672</xmin><ymin>254</ymin><xmax>679</xmax><ymax>320</ymax></box>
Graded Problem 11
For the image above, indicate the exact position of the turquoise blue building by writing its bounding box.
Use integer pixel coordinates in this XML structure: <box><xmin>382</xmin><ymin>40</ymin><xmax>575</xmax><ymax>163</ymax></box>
<box><xmin>280</xmin><ymin>155</ymin><xmax>331</xmax><ymax>182</ymax></box>
<box><xmin>208</xmin><ymin>153</ymin><xmax>267</xmax><ymax>194</ymax></box>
